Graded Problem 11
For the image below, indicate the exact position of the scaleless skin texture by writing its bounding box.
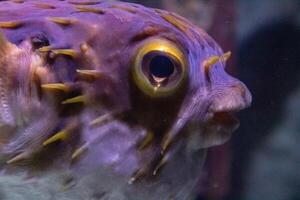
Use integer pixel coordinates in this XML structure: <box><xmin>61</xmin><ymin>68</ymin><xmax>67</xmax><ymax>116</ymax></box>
<box><xmin>0</xmin><ymin>0</ymin><xmax>251</xmax><ymax>199</ymax></box>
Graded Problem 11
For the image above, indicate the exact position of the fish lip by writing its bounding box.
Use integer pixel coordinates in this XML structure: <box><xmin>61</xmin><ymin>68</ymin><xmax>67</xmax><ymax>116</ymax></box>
<box><xmin>206</xmin><ymin>83</ymin><xmax>252</xmax><ymax>134</ymax></box>
<box><xmin>209</xmin><ymin>111</ymin><xmax>240</xmax><ymax>132</ymax></box>
<box><xmin>198</xmin><ymin>110</ymin><xmax>240</xmax><ymax>148</ymax></box>
<box><xmin>206</xmin><ymin>97</ymin><xmax>243</xmax><ymax>134</ymax></box>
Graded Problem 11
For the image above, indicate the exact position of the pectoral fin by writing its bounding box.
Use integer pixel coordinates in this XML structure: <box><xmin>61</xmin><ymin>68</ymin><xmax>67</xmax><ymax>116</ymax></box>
<box><xmin>0</xmin><ymin>32</ymin><xmax>15</xmax><ymax>127</ymax></box>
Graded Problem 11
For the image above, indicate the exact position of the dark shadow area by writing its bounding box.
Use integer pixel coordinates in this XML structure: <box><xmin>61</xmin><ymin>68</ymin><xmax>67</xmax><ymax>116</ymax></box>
<box><xmin>227</xmin><ymin>18</ymin><xmax>300</xmax><ymax>199</ymax></box>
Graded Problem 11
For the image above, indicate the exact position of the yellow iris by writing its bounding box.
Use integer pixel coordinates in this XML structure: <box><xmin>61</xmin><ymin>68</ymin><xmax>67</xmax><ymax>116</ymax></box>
<box><xmin>131</xmin><ymin>38</ymin><xmax>188</xmax><ymax>98</ymax></box>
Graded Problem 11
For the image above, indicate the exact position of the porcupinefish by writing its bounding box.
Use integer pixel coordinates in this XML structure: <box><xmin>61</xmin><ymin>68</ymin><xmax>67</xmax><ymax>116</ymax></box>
<box><xmin>0</xmin><ymin>0</ymin><xmax>251</xmax><ymax>199</ymax></box>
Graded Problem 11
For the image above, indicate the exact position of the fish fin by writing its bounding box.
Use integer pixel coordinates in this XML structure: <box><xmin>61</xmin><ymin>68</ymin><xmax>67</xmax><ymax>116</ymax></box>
<box><xmin>3</xmin><ymin>116</ymin><xmax>57</xmax><ymax>157</ymax></box>
<box><xmin>0</xmin><ymin>31</ymin><xmax>11</xmax><ymax>56</ymax></box>
<box><xmin>0</xmin><ymin>32</ymin><xmax>15</xmax><ymax>126</ymax></box>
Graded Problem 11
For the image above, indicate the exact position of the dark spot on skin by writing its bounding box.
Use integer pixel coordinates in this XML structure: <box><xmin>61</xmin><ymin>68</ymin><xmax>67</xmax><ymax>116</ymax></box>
<box><xmin>30</xmin><ymin>33</ymin><xmax>50</xmax><ymax>49</ymax></box>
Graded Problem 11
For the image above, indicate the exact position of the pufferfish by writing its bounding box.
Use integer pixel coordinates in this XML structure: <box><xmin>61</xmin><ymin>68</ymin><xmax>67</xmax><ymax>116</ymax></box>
<box><xmin>0</xmin><ymin>0</ymin><xmax>251</xmax><ymax>199</ymax></box>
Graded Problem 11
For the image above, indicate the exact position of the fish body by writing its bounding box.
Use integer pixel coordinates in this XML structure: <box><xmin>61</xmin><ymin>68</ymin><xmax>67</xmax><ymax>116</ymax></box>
<box><xmin>0</xmin><ymin>0</ymin><xmax>251</xmax><ymax>199</ymax></box>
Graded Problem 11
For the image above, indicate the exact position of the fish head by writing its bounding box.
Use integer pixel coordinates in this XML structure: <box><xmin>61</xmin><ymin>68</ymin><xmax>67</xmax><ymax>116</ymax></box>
<box><xmin>80</xmin><ymin>4</ymin><xmax>253</xmax><ymax>150</ymax></box>
<box><xmin>0</xmin><ymin>1</ymin><xmax>252</xmax><ymax>182</ymax></box>
<box><xmin>70</xmin><ymin>3</ymin><xmax>253</xmax><ymax>177</ymax></box>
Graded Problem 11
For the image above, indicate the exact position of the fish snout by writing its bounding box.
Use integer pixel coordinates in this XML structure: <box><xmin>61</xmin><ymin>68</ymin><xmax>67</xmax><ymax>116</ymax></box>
<box><xmin>196</xmin><ymin>80</ymin><xmax>252</xmax><ymax>148</ymax></box>
<box><xmin>210</xmin><ymin>81</ymin><xmax>252</xmax><ymax>113</ymax></box>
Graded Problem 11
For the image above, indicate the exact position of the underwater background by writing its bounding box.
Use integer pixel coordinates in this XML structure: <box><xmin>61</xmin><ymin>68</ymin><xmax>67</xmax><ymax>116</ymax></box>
<box><xmin>125</xmin><ymin>0</ymin><xmax>300</xmax><ymax>199</ymax></box>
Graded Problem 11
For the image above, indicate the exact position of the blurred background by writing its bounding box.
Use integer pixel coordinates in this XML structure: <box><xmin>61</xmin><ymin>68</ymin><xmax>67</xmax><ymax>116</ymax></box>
<box><xmin>125</xmin><ymin>0</ymin><xmax>300</xmax><ymax>199</ymax></box>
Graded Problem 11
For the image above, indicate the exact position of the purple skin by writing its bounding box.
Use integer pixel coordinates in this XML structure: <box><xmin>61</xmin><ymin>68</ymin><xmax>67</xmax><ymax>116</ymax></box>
<box><xmin>0</xmin><ymin>0</ymin><xmax>251</xmax><ymax>199</ymax></box>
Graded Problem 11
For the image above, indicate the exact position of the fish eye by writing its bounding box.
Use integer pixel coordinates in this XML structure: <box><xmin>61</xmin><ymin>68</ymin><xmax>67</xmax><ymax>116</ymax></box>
<box><xmin>131</xmin><ymin>39</ymin><xmax>188</xmax><ymax>97</ymax></box>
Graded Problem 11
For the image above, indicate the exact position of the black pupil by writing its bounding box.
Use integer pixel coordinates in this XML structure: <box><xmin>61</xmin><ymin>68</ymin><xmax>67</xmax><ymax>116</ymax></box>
<box><xmin>149</xmin><ymin>55</ymin><xmax>175</xmax><ymax>78</ymax></box>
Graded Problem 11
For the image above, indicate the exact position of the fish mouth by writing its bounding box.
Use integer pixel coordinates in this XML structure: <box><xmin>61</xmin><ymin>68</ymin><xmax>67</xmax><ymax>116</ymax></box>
<box><xmin>211</xmin><ymin>111</ymin><xmax>239</xmax><ymax>130</ymax></box>
<box><xmin>199</xmin><ymin>111</ymin><xmax>240</xmax><ymax>148</ymax></box>
<box><xmin>197</xmin><ymin>81</ymin><xmax>252</xmax><ymax>148</ymax></box>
